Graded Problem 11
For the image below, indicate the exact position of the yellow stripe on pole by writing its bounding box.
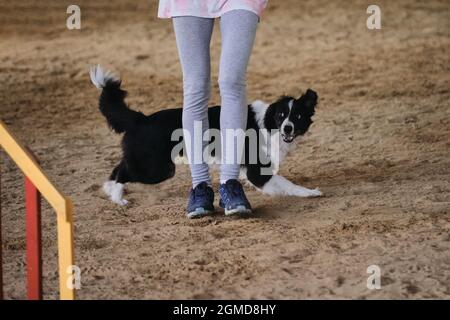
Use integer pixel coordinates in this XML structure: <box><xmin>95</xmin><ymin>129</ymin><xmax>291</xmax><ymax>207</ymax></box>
<box><xmin>0</xmin><ymin>120</ymin><xmax>76</xmax><ymax>300</ymax></box>
<box><xmin>0</xmin><ymin>121</ymin><xmax>66</xmax><ymax>213</ymax></box>
<box><xmin>57</xmin><ymin>198</ymin><xmax>76</xmax><ymax>300</ymax></box>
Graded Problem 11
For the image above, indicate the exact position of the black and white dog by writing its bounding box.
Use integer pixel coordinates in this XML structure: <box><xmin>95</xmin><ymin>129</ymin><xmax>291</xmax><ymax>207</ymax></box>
<box><xmin>90</xmin><ymin>65</ymin><xmax>322</xmax><ymax>205</ymax></box>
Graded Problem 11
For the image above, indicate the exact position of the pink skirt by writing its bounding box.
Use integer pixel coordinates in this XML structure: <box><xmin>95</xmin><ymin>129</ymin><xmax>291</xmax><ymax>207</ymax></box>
<box><xmin>158</xmin><ymin>0</ymin><xmax>268</xmax><ymax>19</ymax></box>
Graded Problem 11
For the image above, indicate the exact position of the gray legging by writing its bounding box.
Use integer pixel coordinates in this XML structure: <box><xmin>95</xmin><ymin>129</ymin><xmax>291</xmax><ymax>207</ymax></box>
<box><xmin>173</xmin><ymin>10</ymin><xmax>258</xmax><ymax>187</ymax></box>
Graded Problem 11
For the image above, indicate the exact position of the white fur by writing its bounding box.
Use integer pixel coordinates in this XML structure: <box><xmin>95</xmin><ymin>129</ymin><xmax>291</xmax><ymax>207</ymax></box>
<box><xmin>103</xmin><ymin>180</ymin><xmax>128</xmax><ymax>205</ymax></box>
<box><xmin>102</xmin><ymin>180</ymin><xmax>115</xmax><ymax>196</ymax></box>
<box><xmin>281</xmin><ymin>119</ymin><xmax>294</xmax><ymax>131</ymax></box>
<box><xmin>89</xmin><ymin>64</ymin><xmax>118</xmax><ymax>89</ymax></box>
<box><xmin>280</xmin><ymin>100</ymin><xmax>295</xmax><ymax>138</ymax></box>
<box><xmin>272</xmin><ymin>135</ymin><xmax>295</xmax><ymax>174</ymax></box>
<box><xmin>250</xmin><ymin>100</ymin><xmax>269</xmax><ymax>129</ymax></box>
<box><xmin>260</xmin><ymin>175</ymin><xmax>322</xmax><ymax>197</ymax></box>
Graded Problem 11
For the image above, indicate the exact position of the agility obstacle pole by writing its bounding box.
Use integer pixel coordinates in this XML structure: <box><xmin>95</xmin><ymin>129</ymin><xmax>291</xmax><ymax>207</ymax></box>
<box><xmin>0</xmin><ymin>120</ymin><xmax>75</xmax><ymax>300</ymax></box>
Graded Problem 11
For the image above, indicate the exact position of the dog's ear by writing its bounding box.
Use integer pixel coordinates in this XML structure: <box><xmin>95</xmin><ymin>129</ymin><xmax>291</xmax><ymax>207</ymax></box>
<box><xmin>263</xmin><ymin>102</ymin><xmax>279</xmax><ymax>130</ymax></box>
<box><xmin>298</xmin><ymin>89</ymin><xmax>318</xmax><ymax>113</ymax></box>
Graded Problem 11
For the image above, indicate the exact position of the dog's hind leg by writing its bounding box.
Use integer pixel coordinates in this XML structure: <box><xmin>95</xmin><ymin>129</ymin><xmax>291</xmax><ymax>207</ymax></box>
<box><xmin>103</xmin><ymin>162</ymin><xmax>130</xmax><ymax>205</ymax></box>
<box><xmin>103</xmin><ymin>163</ymin><xmax>121</xmax><ymax>197</ymax></box>
<box><xmin>109</xmin><ymin>163</ymin><xmax>121</xmax><ymax>180</ymax></box>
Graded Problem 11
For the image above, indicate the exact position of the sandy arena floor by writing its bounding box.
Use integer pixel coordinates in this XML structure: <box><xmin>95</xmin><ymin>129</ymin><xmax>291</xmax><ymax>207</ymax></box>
<box><xmin>0</xmin><ymin>0</ymin><xmax>449</xmax><ymax>299</ymax></box>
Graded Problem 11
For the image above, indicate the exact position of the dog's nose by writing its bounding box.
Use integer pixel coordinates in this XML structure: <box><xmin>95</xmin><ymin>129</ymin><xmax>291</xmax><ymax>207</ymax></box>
<box><xmin>284</xmin><ymin>124</ymin><xmax>293</xmax><ymax>134</ymax></box>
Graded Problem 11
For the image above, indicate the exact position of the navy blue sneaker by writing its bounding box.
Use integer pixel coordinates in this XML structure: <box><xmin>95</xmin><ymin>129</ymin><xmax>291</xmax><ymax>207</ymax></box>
<box><xmin>187</xmin><ymin>182</ymin><xmax>214</xmax><ymax>219</ymax></box>
<box><xmin>218</xmin><ymin>179</ymin><xmax>252</xmax><ymax>216</ymax></box>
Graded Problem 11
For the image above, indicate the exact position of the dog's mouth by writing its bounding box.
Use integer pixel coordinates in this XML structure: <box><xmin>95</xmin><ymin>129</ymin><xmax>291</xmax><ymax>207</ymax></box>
<box><xmin>281</xmin><ymin>134</ymin><xmax>295</xmax><ymax>143</ymax></box>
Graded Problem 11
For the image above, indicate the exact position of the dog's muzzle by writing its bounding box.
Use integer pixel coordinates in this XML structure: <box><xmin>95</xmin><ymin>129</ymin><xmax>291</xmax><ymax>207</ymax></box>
<box><xmin>282</xmin><ymin>123</ymin><xmax>294</xmax><ymax>142</ymax></box>
<box><xmin>281</xmin><ymin>134</ymin><xmax>295</xmax><ymax>143</ymax></box>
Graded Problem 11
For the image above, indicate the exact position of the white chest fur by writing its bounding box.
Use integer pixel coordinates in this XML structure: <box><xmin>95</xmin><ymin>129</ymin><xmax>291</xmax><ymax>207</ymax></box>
<box><xmin>267</xmin><ymin>133</ymin><xmax>299</xmax><ymax>175</ymax></box>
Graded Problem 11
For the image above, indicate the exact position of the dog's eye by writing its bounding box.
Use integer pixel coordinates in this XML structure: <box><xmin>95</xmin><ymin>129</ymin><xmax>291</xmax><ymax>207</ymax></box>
<box><xmin>297</xmin><ymin>114</ymin><xmax>301</xmax><ymax>120</ymax></box>
<box><xmin>279</xmin><ymin>113</ymin><xmax>285</xmax><ymax>118</ymax></box>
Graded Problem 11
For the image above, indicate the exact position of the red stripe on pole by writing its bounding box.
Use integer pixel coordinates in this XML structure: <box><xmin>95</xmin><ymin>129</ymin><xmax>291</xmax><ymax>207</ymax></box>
<box><xmin>25</xmin><ymin>176</ymin><xmax>42</xmax><ymax>300</ymax></box>
<box><xmin>0</xmin><ymin>165</ymin><xmax>3</xmax><ymax>300</ymax></box>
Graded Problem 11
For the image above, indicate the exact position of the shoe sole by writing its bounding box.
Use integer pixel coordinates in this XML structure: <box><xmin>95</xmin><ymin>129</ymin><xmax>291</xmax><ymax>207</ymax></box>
<box><xmin>224</xmin><ymin>205</ymin><xmax>252</xmax><ymax>216</ymax></box>
<box><xmin>187</xmin><ymin>207</ymin><xmax>214</xmax><ymax>219</ymax></box>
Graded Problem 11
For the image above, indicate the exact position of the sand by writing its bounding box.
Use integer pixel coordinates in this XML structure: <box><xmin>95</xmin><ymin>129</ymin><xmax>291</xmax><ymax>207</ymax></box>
<box><xmin>0</xmin><ymin>0</ymin><xmax>449</xmax><ymax>299</ymax></box>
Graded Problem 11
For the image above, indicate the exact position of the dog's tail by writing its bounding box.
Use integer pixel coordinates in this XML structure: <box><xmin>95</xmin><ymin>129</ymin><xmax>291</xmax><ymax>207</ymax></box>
<box><xmin>89</xmin><ymin>65</ymin><xmax>144</xmax><ymax>133</ymax></box>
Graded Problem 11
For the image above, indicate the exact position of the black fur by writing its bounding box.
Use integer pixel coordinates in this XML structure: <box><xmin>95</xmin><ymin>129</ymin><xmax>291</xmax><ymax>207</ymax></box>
<box><xmin>97</xmin><ymin>77</ymin><xmax>318</xmax><ymax>189</ymax></box>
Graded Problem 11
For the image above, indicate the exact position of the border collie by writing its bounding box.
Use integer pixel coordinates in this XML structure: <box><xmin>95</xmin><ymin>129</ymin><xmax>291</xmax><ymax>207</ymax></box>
<box><xmin>90</xmin><ymin>65</ymin><xmax>322</xmax><ymax>205</ymax></box>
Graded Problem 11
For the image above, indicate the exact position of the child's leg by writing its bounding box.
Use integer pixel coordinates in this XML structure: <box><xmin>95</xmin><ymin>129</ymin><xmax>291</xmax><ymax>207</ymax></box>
<box><xmin>173</xmin><ymin>17</ymin><xmax>215</xmax><ymax>187</ymax></box>
<box><xmin>218</xmin><ymin>10</ymin><xmax>259</xmax><ymax>183</ymax></box>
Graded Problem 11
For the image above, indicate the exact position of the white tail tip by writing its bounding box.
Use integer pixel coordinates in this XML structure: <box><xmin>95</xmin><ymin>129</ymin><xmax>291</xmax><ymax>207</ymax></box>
<box><xmin>89</xmin><ymin>64</ymin><xmax>118</xmax><ymax>89</ymax></box>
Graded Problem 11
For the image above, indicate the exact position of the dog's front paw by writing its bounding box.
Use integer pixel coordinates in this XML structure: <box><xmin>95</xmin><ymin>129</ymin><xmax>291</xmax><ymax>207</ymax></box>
<box><xmin>111</xmin><ymin>197</ymin><xmax>129</xmax><ymax>206</ymax></box>
<box><xmin>292</xmin><ymin>187</ymin><xmax>322</xmax><ymax>198</ymax></box>
<box><xmin>297</xmin><ymin>187</ymin><xmax>322</xmax><ymax>197</ymax></box>
<box><xmin>308</xmin><ymin>188</ymin><xmax>323</xmax><ymax>197</ymax></box>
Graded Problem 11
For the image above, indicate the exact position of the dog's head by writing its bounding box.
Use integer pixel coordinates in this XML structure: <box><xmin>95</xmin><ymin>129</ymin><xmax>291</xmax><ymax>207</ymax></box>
<box><xmin>265</xmin><ymin>89</ymin><xmax>318</xmax><ymax>143</ymax></box>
